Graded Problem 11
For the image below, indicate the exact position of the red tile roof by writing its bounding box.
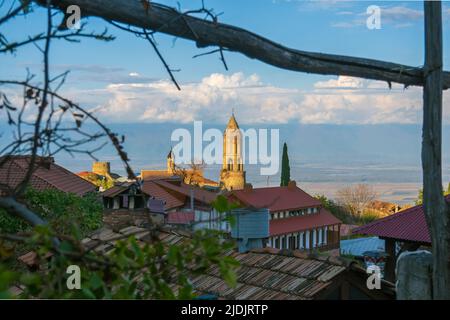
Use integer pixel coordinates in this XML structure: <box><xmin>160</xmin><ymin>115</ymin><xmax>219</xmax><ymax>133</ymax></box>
<box><xmin>352</xmin><ymin>196</ymin><xmax>450</xmax><ymax>244</ymax></box>
<box><xmin>270</xmin><ymin>208</ymin><xmax>342</xmax><ymax>236</ymax></box>
<box><xmin>230</xmin><ymin>185</ymin><xmax>322</xmax><ymax>212</ymax></box>
<box><xmin>0</xmin><ymin>156</ymin><xmax>96</xmax><ymax>196</ymax></box>
<box><xmin>141</xmin><ymin>180</ymin><xmax>185</xmax><ymax>210</ymax></box>
<box><xmin>167</xmin><ymin>211</ymin><xmax>195</xmax><ymax>224</ymax></box>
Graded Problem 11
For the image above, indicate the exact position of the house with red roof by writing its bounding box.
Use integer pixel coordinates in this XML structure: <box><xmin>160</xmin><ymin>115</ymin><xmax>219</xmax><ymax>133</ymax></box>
<box><xmin>0</xmin><ymin>155</ymin><xmax>96</xmax><ymax>196</ymax></box>
<box><xmin>352</xmin><ymin>196</ymin><xmax>450</xmax><ymax>281</ymax></box>
<box><xmin>228</xmin><ymin>181</ymin><xmax>342</xmax><ymax>252</ymax></box>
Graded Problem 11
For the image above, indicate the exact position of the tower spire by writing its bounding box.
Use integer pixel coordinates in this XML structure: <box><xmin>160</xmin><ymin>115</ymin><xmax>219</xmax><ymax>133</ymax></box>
<box><xmin>220</xmin><ymin>112</ymin><xmax>245</xmax><ymax>190</ymax></box>
<box><xmin>167</xmin><ymin>147</ymin><xmax>175</xmax><ymax>173</ymax></box>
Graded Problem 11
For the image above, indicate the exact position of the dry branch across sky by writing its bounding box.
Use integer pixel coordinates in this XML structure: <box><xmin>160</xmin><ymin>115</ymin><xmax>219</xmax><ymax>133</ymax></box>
<box><xmin>37</xmin><ymin>0</ymin><xmax>450</xmax><ymax>90</ymax></box>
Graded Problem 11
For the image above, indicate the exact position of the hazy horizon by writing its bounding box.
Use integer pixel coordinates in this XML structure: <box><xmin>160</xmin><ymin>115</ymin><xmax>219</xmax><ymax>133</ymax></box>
<box><xmin>27</xmin><ymin>122</ymin><xmax>448</xmax><ymax>206</ymax></box>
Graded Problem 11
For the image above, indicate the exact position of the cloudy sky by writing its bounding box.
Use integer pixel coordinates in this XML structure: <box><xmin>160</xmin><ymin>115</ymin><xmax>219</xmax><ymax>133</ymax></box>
<box><xmin>1</xmin><ymin>0</ymin><xmax>450</xmax><ymax>125</ymax></box>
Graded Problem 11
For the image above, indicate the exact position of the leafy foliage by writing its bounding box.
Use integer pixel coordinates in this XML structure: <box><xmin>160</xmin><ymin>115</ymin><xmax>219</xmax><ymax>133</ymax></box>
<box><xmin>0</xmin><ymin>225</ymin><xmax>238</xmax><ymax>299</ymax></box>
<box><xmin>79</xmin><ymin>172</ymin><xmax>114</xmax><ymax>190</ymax></box>
<box><xmin>0</xmin><ymin>188</ymin><xmax>103</xmax><ymax>236</ymax></box>
<box><xmin>415</xmin><ymin>185</ymin><xmax>450</xmax><ymax>205</ymax></box>
<box><xmin>316</xmin><ymin>194</ymin><xmax>378</xmax><ymax>225</ymax></box>
<box><xmin>211</xmin><ymin>194</ymin><xmax>240</xmax><ymax>227</ymax></box>
<box><xmin>0</xmin><ymin>191</ymin><xmax>239</xmax><ymax>299</ymax></box>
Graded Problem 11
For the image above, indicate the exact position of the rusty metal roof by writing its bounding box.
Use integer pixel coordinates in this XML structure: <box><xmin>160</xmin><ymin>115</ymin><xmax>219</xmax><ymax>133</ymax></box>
<box><xmin>79</xmin><ymin>226</ymin><xmax>347</xmax><ymax>300</ymax></box>
<box><xmin>18</xmin><ymin>225</ymin><xmax>396</xmax><ymax>299</ymax></box>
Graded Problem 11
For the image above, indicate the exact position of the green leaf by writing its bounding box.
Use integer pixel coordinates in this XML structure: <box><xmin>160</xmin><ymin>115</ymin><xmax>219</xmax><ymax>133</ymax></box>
<box><xmin>82</xmin><ymin>288</ymin><xmax>97</xmax><ymax>299</ymax></box>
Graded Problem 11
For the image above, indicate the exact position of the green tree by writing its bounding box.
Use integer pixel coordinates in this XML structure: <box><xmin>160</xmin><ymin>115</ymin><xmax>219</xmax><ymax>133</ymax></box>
<box><xmin>0</xmin><ymin>192</ymin><xmax>239</xmax><ymax>299</ymax></box>
<box><xmin>280</xmin><ymin>142</ymin><xmax>291</xmax><ymax>187</ymax></box>
<box><xmin>416</xmin><ymin>185</ymin><xmax>449</xmax><ymax>205</ymax></box>
<box><xmin>0</xmin><ymin>188</ymin><xmax>103</xmax><ymax>236</ymax></box>
<box><xmin>315</xmin><ymin>194</ymin><xmax>378</xmax><ymax>226</ymax></box>
<box><xmin>0</xmin><ymin>226</ymin><xmax>238</xmax><ymax>299</ymax></box>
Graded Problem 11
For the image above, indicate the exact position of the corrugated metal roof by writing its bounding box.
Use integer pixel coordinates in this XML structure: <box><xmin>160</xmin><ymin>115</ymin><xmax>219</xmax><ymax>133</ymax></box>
<box><xmin>340</xmin><ymin>237</ymin><xmax>386</xmax><ymax>257</ymax></box>
<box><xmin>77</xmin><ymin>227</ymin><xmax>347</xmax><ymax>300</ymax></box>
<box><xmin>352</xmin><ymin>197</ymin><xmax>450</xmax><ymax>244</ymax></box>
<box><xmin>20</xmin><ymin>226</ymin><xmax>397</xmax><ymax>299</ymax></box>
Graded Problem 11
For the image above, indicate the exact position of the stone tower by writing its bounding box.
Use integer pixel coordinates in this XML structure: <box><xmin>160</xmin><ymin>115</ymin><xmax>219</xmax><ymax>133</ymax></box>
<box><xmin>220</xmin><ymin>113</ymin><xmax>246</xmax><ymax>190</ymax></box>
<box><xmin>92</xmin><ymin>161</ymin><xmax>112</xmax><ymax>179</ymax></box>
<box><xmin>167</xmin><ymin>148</ymin><xmax>175</xmax><ymax>174</ymax></box>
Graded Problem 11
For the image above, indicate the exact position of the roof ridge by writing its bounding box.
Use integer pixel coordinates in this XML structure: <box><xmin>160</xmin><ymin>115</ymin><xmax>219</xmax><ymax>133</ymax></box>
<box><xmin>355</xmin><ymin>204</ymin><xmax>422</xmax><ymax>232</ymax></box>
<box><xmin>14</xmin><ymin>157</ymin><xmax>96</xmax><ymax>192</ymax></box>
<box><xmin>248</xmin><ymin>247</ymin><xmax>346</xmax><ymax>266</ymax></box>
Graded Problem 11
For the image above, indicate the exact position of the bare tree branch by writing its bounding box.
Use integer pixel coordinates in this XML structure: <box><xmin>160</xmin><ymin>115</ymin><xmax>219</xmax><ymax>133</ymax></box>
<box><xmin>36</xmin><ymin>0</ymin><xmax>450</xmax><ymax>89</ymax></box>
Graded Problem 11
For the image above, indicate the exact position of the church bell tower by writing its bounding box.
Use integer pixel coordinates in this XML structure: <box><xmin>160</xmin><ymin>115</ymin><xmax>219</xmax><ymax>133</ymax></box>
<box><xmin>219</xmin><ymin>113</ymin><xmax>246</xmax><ymax>190</ymax></box>
<box><xmin>167</xmin><ymin>148</ymin><xmax>175</xmax><ymax>174</ymax></box>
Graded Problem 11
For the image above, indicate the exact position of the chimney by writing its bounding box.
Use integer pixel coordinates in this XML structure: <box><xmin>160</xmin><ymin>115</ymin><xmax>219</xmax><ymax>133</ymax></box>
<box><xmin>243</xmin><ymin>183</ymin><xmax>253</xmax><ymax>193</ymax></box>
<box><xmin>38</xmin><ymin>157</ymin><xmax>54</xmax><ymax>169</ymax></box>
<box><xmin>287</xmin><ymin>180</ymin><xmax>297</xmax><ymax>190</ymax></box>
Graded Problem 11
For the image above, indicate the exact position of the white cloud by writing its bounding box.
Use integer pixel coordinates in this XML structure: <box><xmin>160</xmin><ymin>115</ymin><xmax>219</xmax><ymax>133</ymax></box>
<box><xmin>60</xmin><ymin>72</ymin><xmax>450</xmax><ymax>126</ymax></box>
<box><xmin>332</xmin><ymin>5</ymin><xmax>425</xmax><ymax>29</ymax></box>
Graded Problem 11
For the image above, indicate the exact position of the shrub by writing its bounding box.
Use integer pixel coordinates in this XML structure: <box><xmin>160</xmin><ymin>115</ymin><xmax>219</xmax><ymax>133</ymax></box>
<box><xmin>0</xmin><ymin>188</ymin><xmax>103</xmax><ymax>237</ymax></box>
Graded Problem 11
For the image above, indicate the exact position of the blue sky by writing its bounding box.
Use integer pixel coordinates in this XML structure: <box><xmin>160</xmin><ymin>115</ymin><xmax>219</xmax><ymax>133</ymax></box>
<box><xmin>1</xmin><ymin>0</ymin><xmax>450</xmax><ymax>125</ymax></box>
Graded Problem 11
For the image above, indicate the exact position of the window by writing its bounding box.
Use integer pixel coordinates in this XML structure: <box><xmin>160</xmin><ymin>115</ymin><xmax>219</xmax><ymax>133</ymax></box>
<box><xmin>275</xmin><ymin>237</ymin><xmax>280</xmax><ymax>249</ymax></box>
